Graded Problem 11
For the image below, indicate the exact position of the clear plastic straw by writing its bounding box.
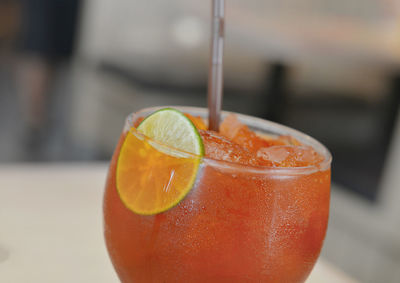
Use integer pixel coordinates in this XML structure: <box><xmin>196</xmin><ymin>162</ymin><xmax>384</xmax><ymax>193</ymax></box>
<box><xmin>207</xmin><ymin>0</ymin><xmax>225</xmax><ymax>131</ymax></box>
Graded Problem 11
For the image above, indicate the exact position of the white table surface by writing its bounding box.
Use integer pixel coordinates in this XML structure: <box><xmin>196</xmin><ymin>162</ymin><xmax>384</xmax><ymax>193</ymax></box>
<box><xmin>0</xmin><ymin>163</ymin><xmax>357</xmax><ymax>283</ymax></box>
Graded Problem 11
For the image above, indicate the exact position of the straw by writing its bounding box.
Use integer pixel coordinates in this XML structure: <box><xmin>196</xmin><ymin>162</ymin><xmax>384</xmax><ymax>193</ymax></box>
<box><xmin>207</xmin><ymin>0</ymin><xmax>225</xmax><ymax>131</ymax></box>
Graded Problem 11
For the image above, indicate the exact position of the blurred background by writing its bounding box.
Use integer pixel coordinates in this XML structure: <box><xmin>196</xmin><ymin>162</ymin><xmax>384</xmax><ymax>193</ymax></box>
<box><xmin>1</xmin><ymin>0</ymin><xmax>400</xmax><ymax>282</ymax></box>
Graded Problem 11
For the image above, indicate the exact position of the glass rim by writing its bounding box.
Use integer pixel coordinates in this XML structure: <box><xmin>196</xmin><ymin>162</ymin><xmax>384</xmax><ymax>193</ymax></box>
<box><xmin>125</xmin><ymin>106</ymin><xmax>332</xmax><ymax>175</ymax></box>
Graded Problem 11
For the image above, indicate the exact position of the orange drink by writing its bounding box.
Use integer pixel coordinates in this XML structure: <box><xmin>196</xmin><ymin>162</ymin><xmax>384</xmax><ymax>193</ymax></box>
<box><xmin>103</xmin><ymin>106</ymin><xmax>331</xmax><ymax>282</ymax></box>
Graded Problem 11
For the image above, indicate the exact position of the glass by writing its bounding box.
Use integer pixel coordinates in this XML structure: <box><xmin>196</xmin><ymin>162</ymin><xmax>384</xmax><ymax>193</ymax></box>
<box><xmin>103</xmin><ymin>106</ymin><xmax>331</xmax><ymax>282</ymax></box>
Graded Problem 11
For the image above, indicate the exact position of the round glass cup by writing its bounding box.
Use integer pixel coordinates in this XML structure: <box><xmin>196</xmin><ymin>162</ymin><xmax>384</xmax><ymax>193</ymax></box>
<box><xmin>104</xmin><ymin>106</ymin><xmax>332</xmax><ymax>283</ymax></box>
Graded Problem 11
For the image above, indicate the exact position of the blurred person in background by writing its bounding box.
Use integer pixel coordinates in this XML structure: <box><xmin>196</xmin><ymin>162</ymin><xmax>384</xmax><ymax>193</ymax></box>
<box><xmin>16</xmin><ymin>0</ymin><xmax>80</xmax><ymax>153</ymax></box>
<box><xmin>0</xmin><ymin>1</ymin><xmax>19</xmax><ymax>49</ymax></box>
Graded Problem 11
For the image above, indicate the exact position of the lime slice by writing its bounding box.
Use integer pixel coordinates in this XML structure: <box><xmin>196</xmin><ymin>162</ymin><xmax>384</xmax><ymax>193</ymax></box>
<box><xmin>116</xmin><ymin>108</ymin><xmax>204</xmax><ymax>215</ymax></box>
<box><xmin>137</xmin><ymin>108</ymin><xmax>204</xmax><ymax>156</ymax></box>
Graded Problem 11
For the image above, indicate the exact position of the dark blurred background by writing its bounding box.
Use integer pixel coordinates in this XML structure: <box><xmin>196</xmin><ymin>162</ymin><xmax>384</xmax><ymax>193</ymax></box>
<box><xmin>1</xmin><ymin>1</ymin><xmax>400</xmax><ymax>282</ymax></box>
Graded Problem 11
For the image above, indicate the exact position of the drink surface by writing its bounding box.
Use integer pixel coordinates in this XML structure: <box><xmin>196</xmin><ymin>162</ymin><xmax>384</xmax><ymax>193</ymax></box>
<box><xmin>104</xmin><ymin>109</ymin><xmax>330</xmax><ymax>283</ymax></box>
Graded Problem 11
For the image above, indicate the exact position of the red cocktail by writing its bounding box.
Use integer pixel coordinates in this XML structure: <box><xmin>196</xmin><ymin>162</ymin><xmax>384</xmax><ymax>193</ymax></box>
<box><xmin>104</xmin><ymin>106</ymin><xmax>331</xmax><ymax>282</ymax></box>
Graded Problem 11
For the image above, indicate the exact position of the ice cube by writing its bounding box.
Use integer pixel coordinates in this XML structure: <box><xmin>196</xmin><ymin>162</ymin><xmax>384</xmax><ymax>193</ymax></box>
<box><xmin>220</xmin><ymin>114</ymin><xmax>287</xmax><ymax>152</ymax></box>
<box><xmin>257</xmin><ymin>146</ymin><xmax>323</xmax><ymax>168</ymax></box>
<box><xmin>199</xmin><ymin>130</ymin><xmax>258</xmax><ymax>166</ymax></box>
